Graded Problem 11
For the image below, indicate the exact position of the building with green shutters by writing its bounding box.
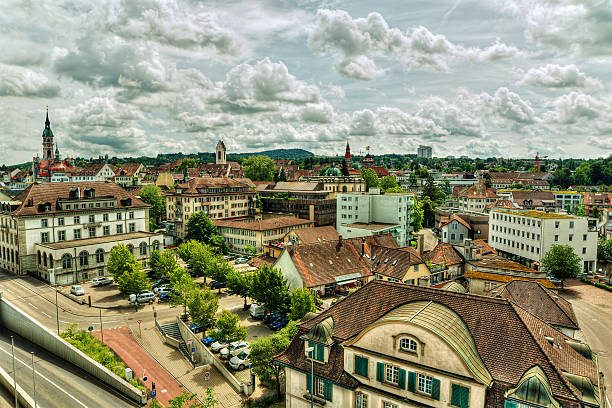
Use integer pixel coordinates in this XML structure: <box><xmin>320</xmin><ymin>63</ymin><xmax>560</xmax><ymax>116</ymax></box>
<box><xmin>274</xmin><ymin>280</ymin><xmax>605</xmax><ymax>408</ymax></box>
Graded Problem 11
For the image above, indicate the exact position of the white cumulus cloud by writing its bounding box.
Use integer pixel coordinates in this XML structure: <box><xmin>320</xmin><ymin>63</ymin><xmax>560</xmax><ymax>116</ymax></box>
<box><xmin>0</xmin><ymin>64</ymin><xmax>60</xmax><ymax>97</ymax></box>
<box><xmin>519</xmin><ymin>64</ymin><xmax>601</xmax><ymax>88</ymax></box>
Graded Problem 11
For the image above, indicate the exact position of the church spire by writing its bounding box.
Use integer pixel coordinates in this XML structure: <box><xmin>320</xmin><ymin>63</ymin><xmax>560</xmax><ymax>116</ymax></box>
<box><xmin>45</xmin><ymin>105</ymin><xmax>50</xmax><ymax>126</ymax></box>
<box><xmin>42</xmin><ymin>106</ymin><xmax>54</xmax><ymax>160</ymax></box>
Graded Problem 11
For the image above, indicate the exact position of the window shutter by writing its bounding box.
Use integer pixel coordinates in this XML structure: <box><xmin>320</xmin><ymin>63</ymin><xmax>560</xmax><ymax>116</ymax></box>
<box><xmin>316</xmin><ymin>344</ymin><xmax>324</xmax><ymax>362</ymax></box>
<box><xmin>431</xmin><ymin>378</ymin><xmax>441</xmax><ymax>400</ymax></box>
<box><xmin>407</xmin><ymin>371</ymin><xmax>416</xmax><ymax>392</ymax></box>
<box><xmin>398</xmin><ymin>368</ymin><xmax>406</xmax><ymax>389</ymax></box>
<box><xmin>308</xmin><ymin>341</ymin><xmax>314</xmax><ymax>358</ymax></box>
<box><xmin>376</xmin><ymin>362</ymin><xmax>384</xmax><ymax>382</ymax></box>
<box><xmin>504</xmin><ymin>401</ymin><xmax>517</xmax><ymax>408</ymax></box>
<box><xmin>306</xmin><ymin>373</ymin><xmax>312</xmax><ymax>393</ymax></box>
<box><xmin>324</xmin><ymin>380</ymin><xmax>333</xmax><ymax>402</ymax></box>
<box><xmin>355</xmin><ymin>355</ymin><xmax>368</xmax><ymax>377</ymax></box>
<box><xmin>451</xmin><ymin>384</ymin><xmax>470</xmax><ymax>408</ymax></box>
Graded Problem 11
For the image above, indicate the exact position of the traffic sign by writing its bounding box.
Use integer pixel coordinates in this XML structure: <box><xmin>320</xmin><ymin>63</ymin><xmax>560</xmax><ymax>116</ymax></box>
<box><xmin>151</xmin><ymin>389</ymin><xmax>157</xmax><ymax>398</ymax></box>
<box><xmin>137</xmin><ymin>320</ymin><xmax>142</xmax><ymax>324</ymax></box>
<box><xmin>204</xmin><ymin>371</ymin><xmax>210</xmax><ymax>381</ymax></box>
<box><xmin>191</xmin><ymin>347</ymin><xmax>195</xmax><ymax>353</ymax></box>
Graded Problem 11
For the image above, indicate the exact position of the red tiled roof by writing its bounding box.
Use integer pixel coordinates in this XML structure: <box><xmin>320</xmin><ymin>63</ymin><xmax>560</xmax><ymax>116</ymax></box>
<box><xmin>169</xmin><ymin>177</ymin><xmax>254</xmax><ymax>194</ymax></box>
<box><xmin>459</xmin><ymin>180</ymin><xmax>499</xmax><ymax>199</ymax></box>
<box><xmin>289</xmin><ymin>226</ymin><xmax>339</xmax><ymax>244</ymax></box>
<box><xmin>464</xmin><ymin>270</ymin><xmax>555</xmax><ymax>287</ymax></box>
<box><xmin>439</xmin><ymin>213</ymin><xmax>471</xmax><ymax>230</ymax></box>
<box><xmin>422</xmin><ymin>242</ymin><xmax>463</xmax><ymax>266</ymax></box>
<box><xmin>117</xmin><ymin>163</ymin><xmax>143</xmax><ymax>177</ymax></box>
<box><xmin>214</xmin><ymin>216</ymin><xmax>312</xmax><ymax>231</ymax></box>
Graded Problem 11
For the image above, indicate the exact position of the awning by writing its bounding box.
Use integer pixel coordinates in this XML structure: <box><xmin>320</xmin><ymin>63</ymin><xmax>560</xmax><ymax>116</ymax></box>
<box><xmin>335</xmin><ymin>272</ymin><xmax>362</xmax><ymax>283</ymax></box>
<box><xmin>336</xmin><ymin>279</ymin><xmax>358</xmax><ymax>286</ymax></box>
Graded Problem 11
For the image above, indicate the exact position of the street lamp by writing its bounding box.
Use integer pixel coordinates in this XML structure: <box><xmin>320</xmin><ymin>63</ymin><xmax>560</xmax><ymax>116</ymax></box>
<box><xmin>305</xmin><ymin>346</ymin><xmax>314</xmax><ymax>408</ymax></box>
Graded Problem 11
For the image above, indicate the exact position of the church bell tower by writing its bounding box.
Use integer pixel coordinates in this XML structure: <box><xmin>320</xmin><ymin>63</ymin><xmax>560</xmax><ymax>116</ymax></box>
<box><xmin>42</xmin><ymin>106</ymin><xmax>54</xmax><ymax>160</ymax></box>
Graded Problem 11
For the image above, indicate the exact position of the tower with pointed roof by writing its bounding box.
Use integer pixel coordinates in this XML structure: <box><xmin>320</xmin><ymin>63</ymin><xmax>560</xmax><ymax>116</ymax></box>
<box><xmin>216</xmin><ymin>140</ymin><xmax>226</xmax><ymax>165</ymax></box>
<box><xmin>42</xmin><ymin>106</ymin><xmax>54</xmax><ymax>160</ymax></box>
<box><xmin>344</xmin><ymin>141</ymin><xmax>352</xmax><ymax>169</ymax></box>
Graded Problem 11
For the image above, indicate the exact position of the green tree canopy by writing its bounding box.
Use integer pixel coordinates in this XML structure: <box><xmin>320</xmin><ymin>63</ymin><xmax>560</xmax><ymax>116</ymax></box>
<box><xmin>422</xmin><ymin>174</ymin><xmax>445</xmax><ymax>204</ymax></box>
<box><xmin>249</xmin><ymin>264</ymin><xmax>291</xmax><ymax>313</ymax></box>
<box><xmin>249</xmin><ymin>321</ymin><xmax>298</xmax><ymax>396</ymax></box>
<box><xmin>138</xmin><ymin>185</ymin><xmax>166</xmax><ymax>230</ymax></box>
<box><xmin>226</xmin><ymin>270</ymin><xmax>253</xmax><ymax>309</ymax></box>
<box><xmin>177</xmin><ymin>158</ymin><xmax>197</xmax><ymax>172</ymax></box>
<box><xmin>116</xmin><ymin>263</ymin><xmax>151</xmax><ymax>296</ymax></box>
<box><xmin>149</xmin><ymin>249</ymin><xmax>179</xmax><ymax>279</ymax></box>
<box><xmin>107</xmin><ymin>244</ymin><xmax>139</xmax><ymax>278</ymax></box>
<box><xmin>243</xmin><ymin>155</ymin><xmax>276</xmax><ymax>181</ymax></box>
<box><xmin>380</xmin><ymin>175</ymin><xmax>399</xmax><ymax>191</ymax></box>
<box><xmin>410</xmin><ymin>199</ymin><xmax>424</xmax><ymax>233</ymax></box>
<box><xmin>185</xmin><ymin>211</ymin><xmax>218</xmax><ymax>243</ymax></box>
<box><xmin>421</xmin><ymin>196</ymin><xmax>436</xmax><ymax>228</ymax></box>
<box><xmin>541</xmin><ymin>245</ymin><xmax>582</xmax><ymax>286</ymax></box>
<box><xmin>212</xmin><ymin>310</ymin><xmax>248</xmax><ymax>344</ymax></box>
<box><xmin>597</xmin><ymin>239</ymin><xmax>612</xmax><ymax>263</ymax></box>
<box><xmin>178</xmin><ymin>240</ymin><xmax>212</xmax><ymax>279</ymax></box>
<box><xmin>188</xmin><ymin>287</ymin><xmax>219</xmax><ymax>329</ymax></box>
<box><xmin>361</xmin><ymin>168</ymin><xmax>379</xmax><ymax>190</ymax></box>
<box><xmin>288</xmin><ymin>288</ymin><xmax>315</xmax><ymax>321</ymax></box>
<box><xmin>169</xmin><ymin>267</ymin><xmax>197</xmax><ymax>318</ymax></box>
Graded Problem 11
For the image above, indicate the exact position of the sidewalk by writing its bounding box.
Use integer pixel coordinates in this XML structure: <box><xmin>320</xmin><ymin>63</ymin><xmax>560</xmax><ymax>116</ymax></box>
<box><xmin>133</xmin><ymin>322</ymin><xmax>244</xmax><ymax>408</ymax></box>
<box><xmin>92</xmin><ymin>327</ymin><xmax>184</xmax><ymax>407</ymax></box>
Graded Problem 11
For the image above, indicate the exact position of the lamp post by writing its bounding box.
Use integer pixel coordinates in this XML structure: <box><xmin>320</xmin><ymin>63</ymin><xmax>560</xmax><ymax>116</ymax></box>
<box><xmin>31</xmin><ymin>352</ymin><xmax>36</xmax><ymax>408</ymax></box>
<box><xmin>99</xmin><ymin>309</ymin><xmax>104</xmax><ymax>344</ymax></box>
<box><xmin>305</xmin><ymin>346</ymin><xmax>314</xmax><ymax>408</ymax></box>
<box><xmin>55</xmin><ymin>288</ymin><xmax>60</xmax><ymax>335</ymax></box>
<box><xmin>11</xmin><ymin>336</ymin><xmax>17</xmax><ymax>408</ymax></box>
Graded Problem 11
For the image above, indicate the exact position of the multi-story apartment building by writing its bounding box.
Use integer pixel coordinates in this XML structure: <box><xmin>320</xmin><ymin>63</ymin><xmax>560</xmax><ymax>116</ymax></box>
<box><xmin>417</xmin><ymin>144</ymin><xmax>432</xmax><ymax>158</ymax></box>
<box><xmin>165</xmin><ymin>177</ymin><xmax>256</xmax><ymax>240</ymax></box>
<box><xmin>298</xmin><ymin>175</ymin><xmax>366</xmax><ymax>198</ymax></box>
<box><xmin>457</xmin><ymin>180</ymin><xmax>499</xmax><ymax>212</ymax></box>
<box><xmin>584</xmin><ymin>192</ymin><xmax>612</xmax><ymax>217</ymax></box>
<box><xmin>114</xmin><ymin>163</ymin><xmax>146</xmax><ymax>187</ymax></box>
<box><xmin>0</xmin><ymin>182</ymin><xmax>162</xmax><ymax>284</ymax></box>
<box><xmin>336</xmin><ymin>190</ymin><xmax>415</xmax><ymax>247</ymax></box>
<box><xmin>275</xmin><ymin>280</ymin><xmax>605</xmax><ymax>408</ymax></box>
<box><xmin>489</xmin><ymin>209</ymin><xmax>597</xmax><ymax>272</ymax></box>
<box><xmin>552</xmin><ymin>190</ymin><xmax>583</xmax><ymax>212</ymax></box>
<box><xmin>214</xmin><ymin>216</ymin><xmax>313</xmax><ymax>253</ymax></box>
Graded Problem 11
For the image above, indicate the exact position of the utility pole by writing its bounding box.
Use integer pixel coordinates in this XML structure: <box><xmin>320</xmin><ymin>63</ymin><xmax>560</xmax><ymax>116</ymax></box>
<box><xmin>55</xmin><ymin>288</ymin><xmax>60</xmax><ymax>335</ymax></box>
<box><xmin>99</xmin><ymin>309</ymin><xmax>104</xmax><ymax>344</ymax></box>
<box><xmin>11</xmin><ymin>336</ymin><xmax>18</xmax><ymax>408</ymax></box>
<box><xmin>31</xmin><ymin>352</ymin><xmax>36</xmax><ymax>408</ymax></box>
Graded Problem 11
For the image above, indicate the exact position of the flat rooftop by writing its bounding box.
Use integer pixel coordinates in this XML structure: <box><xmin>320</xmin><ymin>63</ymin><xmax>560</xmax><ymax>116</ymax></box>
<box><xmin>343</xmin><ymin>222</ymin><xmax>400</xmax><ymax>231</ymax></box>
<box><xmin>493</xmin><ymin>209</ymin><xmax>575</xmax><ymax>219</ymax></box>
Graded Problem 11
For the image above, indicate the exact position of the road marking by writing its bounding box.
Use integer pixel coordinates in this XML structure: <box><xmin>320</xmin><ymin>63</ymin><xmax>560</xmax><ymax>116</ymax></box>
<box><xmin>17</xmin><ymin>295</ymin><xmax>25</xmax><ymax>301</ymax></box>
<box><xmin>0</xmin><ymin>344</ymin><xmax>89</xmax><ymax>408</ymax></box>
<box><xmin>28</xmin><ymin>303</ymin><xmax>39</xmax><ymax>310</ymax></box>
<box><xmin>5</xmin><ymin>288</ymin><xmax>14</xmax><ymax>294</ymax></box>
<box><xmin>42</xmin><ymin>312</ymin><xmax>51</xmax><ymax>318</ymax></box>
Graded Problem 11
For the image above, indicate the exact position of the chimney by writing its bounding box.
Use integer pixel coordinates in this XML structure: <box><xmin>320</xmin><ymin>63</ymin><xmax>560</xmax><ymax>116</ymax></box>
<box><xmin>417</xmin><ymin>234</ymin><xmax>424</xmax><ymax>256</ymax></box>
<box><xmin>337</xmin><ymin>235</ymin><xmax>343</xmax><ymax>248</ymax></box>
<box><xmin>464</xmin><ymin>238</ymin><xmax>472</xmax><ymax>261</ymax></box>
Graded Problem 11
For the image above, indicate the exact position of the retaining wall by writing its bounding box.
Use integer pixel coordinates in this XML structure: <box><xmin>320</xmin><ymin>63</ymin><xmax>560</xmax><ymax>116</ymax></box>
<box><xmin>0</xmin><ymin>364</ymin><xmax>35</xmax><ymax>408</ymax></box>
<box><xmin>0</xmin><ymin>293</ymin><xmax>146</xmax><ymax>405</ymax></box>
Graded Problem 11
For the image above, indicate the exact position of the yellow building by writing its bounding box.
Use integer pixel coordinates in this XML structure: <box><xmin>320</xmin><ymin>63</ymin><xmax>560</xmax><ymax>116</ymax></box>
<box><xmin>298</xmin><ymin>175</ymin><xmax>366</xmax><ymax>198</ymax></box>
<box><xmin>165</xmin><ymin>177</ymin><xmax>256</xmax><ymax>239</ymax></box>
<box><xmin>367</xmin><ymin>245</ymin><xmax>431</xmax><ymax>285</ymax></box>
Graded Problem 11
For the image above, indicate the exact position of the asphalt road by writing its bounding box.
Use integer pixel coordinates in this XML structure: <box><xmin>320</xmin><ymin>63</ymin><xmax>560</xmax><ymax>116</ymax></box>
<box><xmin>0</xmin><ymin>329</ymin><xmax>136</xmax><ymax>408</ymax></box>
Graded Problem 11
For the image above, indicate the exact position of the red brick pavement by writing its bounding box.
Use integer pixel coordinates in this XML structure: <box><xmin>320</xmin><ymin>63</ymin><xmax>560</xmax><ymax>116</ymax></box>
<box><xmin>93</xmin><ymin>326</ymin><xmax>184</xmax><ymax>406</ymax></box>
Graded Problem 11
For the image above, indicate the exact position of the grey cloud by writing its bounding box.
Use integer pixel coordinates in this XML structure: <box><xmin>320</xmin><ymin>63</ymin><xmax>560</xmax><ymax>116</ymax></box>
<box><xmin>0</xmin><ymin>64</ymin><xmax>60</xmax><ymax>97</ymax></box>
<box><xmin>544</xmin><ymin>92</ymin><xmax>608</xmax><ymax>124</ymax></box>
<box><xmin>349</xmin><ymin>109</ymin><xmax>377</xmax><ymax>135</ymax></box>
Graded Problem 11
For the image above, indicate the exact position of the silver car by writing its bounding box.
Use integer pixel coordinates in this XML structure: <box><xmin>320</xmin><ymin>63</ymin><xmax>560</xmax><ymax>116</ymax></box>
<box><xmin>220</xmin><ymin>340</ymin><xmax>249</xmax><ymax>360</ymax></box>
<box><xmin>210</xmin><ymin>341</ymin><xmax>228</xmax><ymax>353</ymax></box>
<box><xmin>229</xmin><ymin>350</ymin><xmax>251</xmax><ymax>370</ymax></box>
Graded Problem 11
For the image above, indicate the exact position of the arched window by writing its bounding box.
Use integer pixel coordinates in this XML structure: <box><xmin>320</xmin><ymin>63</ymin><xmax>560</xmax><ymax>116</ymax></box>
<box><xmin>139</xmin><ymin>242</ymin><xmax>147</xmax><ymax>256</ymax></box>
<box><xmin>152</xmin><ymin>241</ymin><xmax>160</xmax><ymax>251</ymax></box>
<box><xmin>62</xmin><ymin>254</ymin><xmax>72</xmax><ymax>269</ymax></box>
<box><xmin>127</xmin><ymin>244</ymin><xmax>134</xmax><ymax>254</ymax></box>
<box><xmin>43</xmin><ymin>253</ymin><xmax>48</xmax><ymax>267</ymax></box>
<box><xmin>49</xmin><ymin>255</ymin><xmax>53</xmax><ymax>267</ymax></box>
<box><xmin>37</xmin><ymin>250</ymin><xmax>41</xmax><ymax>264</ymax></box>
<box><xmin>79</xmin><ymin>251</ymin><xmax>89</xmax><ymax>266</ymax></box>
<box><xmin>399</xmin><ymin>337</ymin><xmax>418</xmax><ymax>353</ymax></box>
<box><xmin>342</xmin><ymin>186</ymin><xmax>347</xmax><ymax>192</ymax></box>
<box><xmin>95</xmin><ymin>249</ymin><xmax>104</xmax><ymax>263</ymax></box>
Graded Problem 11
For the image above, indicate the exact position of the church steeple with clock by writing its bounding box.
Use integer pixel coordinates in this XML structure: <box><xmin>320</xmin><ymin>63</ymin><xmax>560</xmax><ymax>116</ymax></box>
<box><xmin>42</xmin><ymin>106</ymin><xmax>54</xmax><ymax>160</ymax></box>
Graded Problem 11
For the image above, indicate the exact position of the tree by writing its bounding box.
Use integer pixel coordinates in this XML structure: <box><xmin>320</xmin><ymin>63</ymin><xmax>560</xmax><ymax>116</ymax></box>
<box><xmin>185</xmin><ymin>212</ymin><xmax>218</xmax><ymax>243</ymax></box>
<box><xmin>188</xmin><ymin>287</ymin><xmax>219</xmax><ymax>329</ymax></box>
<box><xmin>249</xmin><ymin>264</ymin><xmax>291</xmax><ymax>313</ymax></box>
<box><xmin>592</xmin><ymin>207</ymin><xmax>600</xmax><ymax>220</ymax></box>
<box><xmin>408</xmin><ymin>173</ymin><xmax>417</xmax><ymax>188</ymax></box>
<box><xmin>150</xmin><ymin>249</ymin><xmax>179</xmax><ymax>279</ymax></box>
<box><xmin>243</xmin><ymin>155</ymin><xmax>276</xmax><ymax>181</ymax></box>
<box><xmin>288</xmin><ymin>288</ymin><xmax>315</xmax><ymax>321</ymax></box>
<box><xmin>385</xmin><ymin>186</ymin><xmax>404</xmax><ymax>193</ymax></box>
<box><xmin>410</xmin><ymin>199</ymin><xmax>424</xmax><ymax>233</ymax></box>
<box><xmin>107</xmin><ymin>244</ymin><xmax>139</xmax><ymax>278</ymax></box>
<box><xmin>116</xmin><ymin>263</ymin><xmax>151</xmax><ymax>296</ymax></box>
<box><xmin>149</xmin><ymin>389</ymin><xmax>217</xmax><ymax>408</ymax></box>
<box><xmin>597</xmin><ymin>239</ymin><xmax>612</xmax><ymax>263</ymax></box>
<box><xmin>250</xmin><ymin>321</ymin><xmax>298</xmax><ymax>396</ymax></box>
<box><xmin>177</xmin><ymin>158</ymin><xmax>197</xmax><ymax>172</ymax></box>
<box><xmin>278</xmin><ymin>167</ymin><xmax>287</xmax><ymax>182</ymax></box>
<box><xmin>139</xmin><ymin>185</ymin><xmax>166</xmax><ymax>230</ymax></box>
<box><xmin>541</xmin><ymin>245</ymin><xmax>582</xmax><ymax>287</ymax></box>
<box><xmin>484</xmin><ymin>174</ymin><xmax>492</xmax><ymax>188</ymax></box>
<box><xmin>380</xmin><ymin>175</ymin><xmax>399</xmax><ymax>191</ymax></box>
<box><xmin>341</xmin><ymin>159</ymin><xmax>349</xmax><ymax>176</ymax></box>
<box><xmin>178</xmin><ymin>240</ymin><xmax>211</xmax><ymax>279</ymax></box>
<box><xmin>206</xmin><ymin>255</ymin><xmax>233</xmax><ymax>292</ymax></box>
<box><xmin>243</xmin><ymin>245</ymin><xmax>257</xmax><ymax>257</ymax></box>
<box><xmin>318</xmin><ymin>165</ymin><xmax>330</xmax><ymax>176</ymax></box>
<box><xmin>421</xmin><ymin>196</ymin><xmax>436</xmax><ymax>228</ymax></box>
<box><xmin>213</xmin><ymin>310</ymin><xmax>248</xmax><ymax>343</ymax></box>
<box><xmin>361</xmin><ymin>168</ymin><xmax>379</xmax><ymax>190</ymax></box>
<box><xmin>226</xmin><ymin>270</ymin><xmax>253</xmax><ymax>310</ymax></box>
<box><xmin>169</xmin><ymin>267</ymin><xmax>197</xmax><ymax>319</ymax></box>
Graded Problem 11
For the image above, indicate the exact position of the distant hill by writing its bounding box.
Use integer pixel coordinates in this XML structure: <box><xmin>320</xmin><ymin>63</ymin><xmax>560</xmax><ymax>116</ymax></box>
<box><xmin>233</xmin><ymin>148</ymin><xmax>314</xmax><ymax>160</ymax></box>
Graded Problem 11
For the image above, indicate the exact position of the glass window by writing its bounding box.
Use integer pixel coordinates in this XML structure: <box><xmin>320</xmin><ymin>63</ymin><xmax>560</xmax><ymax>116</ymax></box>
<box><xmin>129</xmin><ymin>211</ymin><xmax>134</xmax><ymax>219</ymax></box>
<box><xmin>89</xmin><ymin>215</ymin><xmax>95</xmax><ymax>223</ymax></box>
<box><xmin>383</xmin><ymin>403</ymin><xmax>397</xmax><ymax>408</ymax></box>
<box><xmin>117</xmin><ymin>212</ymin><xmax>122</xmax><ymax>220</ymax></box>
<box><xmin>96</xmin><ymin>249</ymin><xmax>104</xmax><ymax>263</ymax></box>
<box><xmin>79</xmin><ymin>251</ymin><xmax>89</xmax><ymax>266</ymax></box>
<box><xmin>117</xmin><ymin>225</ymin><xmax>123</xmax><ymax>234</ymax></box>
<box><xmin>74</xmin><ymin>216</ymin><xmax>80</xmax><ymax>224</ymax></box>
<box><xmin>58</xmin><ymin>217</ymin><xmax>64</xmax><ymax>226</ymax></box>
<box><xmin>554</xmin><ymin>235</ymin><xmax>558</xmax><ymax>242</ymax></box>
<box><xmin>583</xmin><ymin>234</ymin><xmax>587</xmax><ymax>241</ymax></box>
<box><xmin>74</xmin><ymin>229</ymin><xmax>81</xmax><ymax>239</ymax></box>
<box><xmin>355</xmin><ymin>392</ymin><xmax>367</xmax><ymax>408</ymax></box>
<box><xmin>103</xmin><ymin>226</ymin><xmax>110</xmax><ymax>236</ymax></box>
<box><xmin>41</xmin><ymin>219</ymin><xmax>48</xmax><ymax>227</ymax></box>
<box><xmin>582</xmin><ymin>247</ymin><xmax>586</xmax><ymax>254</ymax></box>
<box><xmin>103</xmin><ymin>213</ymin><xmax>109</xmax><ymax>222</ymax></box>
<box><xmin>418</xmin><ymin>373</ymin><xmax>433</xmax><ymax>395</ymax></box>
<box><xmin>62</xmin><ymin>254</ymin><xmax>71</xmax><ymax>269</ymax></box>
<box><xmin>385</xmin><ymin>365</ymin><xmax>399</xmax><ymax>386</ymax></box>
<box><xmin>555</xmin><ymin>221</ymin><xmax>559</xmax><ymax>228</ymax></box>
<box><xmin>400</xmin><ymin>338</ymin><xmax>417</xmax><ymax>353</ymax></box>
<box><xmin>139</xmin><ymin>242</ymin><xmax>147</xmax><ymax>255</ymax></box>
<box><xmin>569</xmin><ymin>221</ymin><xmax>574</xmax><ymax>228</ymax></box>
<box><xmin>58</xmin><ymin>230</ymin><xmax>65</xmax><ymax>241</ymax></box>
<box><xmin>41</xmin><ymin>232</ymin><xmax>49</xmax><ymax>243</ymax></box>
<box><xmin>569</xmin><ymin>234</ymin><xmax>573</xmax><ymax>241</ymax></box>
<box><xmin>129</xmin><ymin>223</ymin><xmax>136</xmax><ymax>233</ymax></box>
<box><xmin>315</xmin><ymin>378</ymin><xmax>325</xmax><ymax>398</ymax></box>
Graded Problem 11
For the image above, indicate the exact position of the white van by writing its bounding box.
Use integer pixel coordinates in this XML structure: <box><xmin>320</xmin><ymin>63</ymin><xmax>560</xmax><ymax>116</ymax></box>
<box><xmin>249</xmin><ymin>304</ymin><xmax>265</xmax><ymax>320</ymax></box>
<box><xmin>129</xmin><ymin>291</ymin><xmax>155</xmax><ymax>303</ymax></box>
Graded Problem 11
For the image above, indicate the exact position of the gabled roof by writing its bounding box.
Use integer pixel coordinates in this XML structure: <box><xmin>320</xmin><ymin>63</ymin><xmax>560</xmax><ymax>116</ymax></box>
<box><xmin>169</xmin><ymin>177</ymin><xmax>253</xmax><ymax>194</ymax></box>
<box><xmin>439</xmin><ymin>213</ymin><xmax>471</xmax><ymax>230</ymax></box>
<box><xmin>493</xmin><ymin>280</ymin><xmax>579</xmax><ymax>330</ymax></box>
<box><xmin>10</xmin><ymin>182</ymin><xmax>149</xmax><ymax>216</ymax></box>
<box><xmin>459</xmin><ymin>180</ymin><xmax>499</xmax><ymax>199</ymax></box>
<box><xmin>74</xmin><ymin>163</ymin><xmax>114</xmax><ymax>177</ymax></box>
<box><xmin>274</xmin><ymin>281</ymin><xmax>599</xmax><ymax>403</ymax></box>
<box><xmin>422</xmin><ymin>242</ymin><xmax>464</xmax><ymax>266</ymax></box>
<box><xmin>117</xmin><ymin>163</ymin><xmax>144</xmax><ymax>177</ymax></box>
<box><xmin>283</xmin><ymin>240</ymin><xmax>371</xmax><ymax>288</ymax></box>
<box><xmin>367</xmin><ymin>245</ymin><xmax>426</xmax><ymax>280</ymax></box>
<box><xmin>289</xmin><ymin>226</ymin><xmax>339</xmax><ymax>244</ymax></box>
<box><xmin>463</xmin><ymin>270</ymin><xmax>556</xmax><ymax>288</ymax></box>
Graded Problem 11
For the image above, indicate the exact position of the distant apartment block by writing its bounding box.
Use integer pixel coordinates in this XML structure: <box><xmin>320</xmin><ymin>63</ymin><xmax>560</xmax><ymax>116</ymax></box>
<box><xmin>417</xmin><ymin>145</ymin><xmax>432</xmax><ymax>159</ymax></box>
<box><xmin>458</xmin><ymin>180</ymin><xmax>499</xmax><ymax>212</ymax></box>
<box><xmin>298</xmin><ymin>175</ymin><xmax>366</xmax><ymax>198</ymax></box>
<box><xmin>336</xmin><ymin>190</ymin><xmax>416</xmax><ymax>247</ymax></box>
<box><xmin>489</xmin><ymin>209</ymin><xmax>597</xmax><ymax>273</ymax></box>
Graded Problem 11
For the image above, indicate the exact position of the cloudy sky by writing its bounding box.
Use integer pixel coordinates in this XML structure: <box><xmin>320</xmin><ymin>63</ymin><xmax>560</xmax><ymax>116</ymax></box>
<box><xmin>1</xmin><ymin>0</ymin><xmax>611</xmax><ymax>164</ymax></box>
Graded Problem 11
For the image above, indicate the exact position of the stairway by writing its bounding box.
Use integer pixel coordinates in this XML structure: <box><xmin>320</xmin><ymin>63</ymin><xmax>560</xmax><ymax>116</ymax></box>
<box><xmin>158</xmin><ymin>322</ymin><xmax>194</xmax><ymax>365</ymax></box>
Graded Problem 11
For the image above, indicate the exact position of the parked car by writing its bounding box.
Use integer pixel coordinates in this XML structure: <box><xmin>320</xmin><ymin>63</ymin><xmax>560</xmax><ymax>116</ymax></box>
<box><xmin>129</xmin><ymin>291</ymin><xmax>155</xmax><ymax>303</ymax></box>
<box><xmin>234</xmin><ymin>257</ymin><xmax>249</xmax><ymax>264</ymax></box>
<box><xmin>263</xmin><ymin>312</ymin><xmax>282</xmax><ymax>325</ymax></box>
<box><xmin>70</xmin><ymin>285</ymin><xmax>85</xmax><ymax>296</ymax></box>
<box><xmin>153</xmin><ymin>284</ymin><xmax>168</xmax><ymax>294</ymax></box>
<box><xmin>210</xmin><ymin>341</ymin><xmax>228</xmax><ymax>353</ymax></box>
<box><xmin>189</xmin><ymin>323</ymin><xmax>203</xmax><ymax>334</ymax></box>
<box><xmin>249</xmin><ymin>304</ymin><xmax>265</xmax><ymax>320</ymax></box>
<box><xmin>229</xmin><ymin>350</ymin><xmax>251</xmax><ymax>371</ymax></box>
<box><xmin>152</xmin><ymin>278</ymin><xmax>170</xmax><ymax>289</ymax></box>
<box><xmin>270</xmin><ymin>317</ymin><xmax>289</xmax><ymax>331</ymax></box>
<box><xmin>208</xmin><ymin>281</ymin><xmax>227</xmax><ymax>290</ymax></box>
<box><xmin>202</xmin><ymin>336</ymin><xmax>216</xmax><ymax>346</ymax></box>
<box><xmin>158</xmin><ymin>290</ymin><xmax>174</xmax><ymax>302</ymax></box>
<box><xmin>91</xmin><ymin>277</ymin><xmax>113</xmax><ymax>287</ymax></box>
<box><xmin>220</xmin><ymin>340</ymin><xmax>249</xmax><ymax>360</ymax></box>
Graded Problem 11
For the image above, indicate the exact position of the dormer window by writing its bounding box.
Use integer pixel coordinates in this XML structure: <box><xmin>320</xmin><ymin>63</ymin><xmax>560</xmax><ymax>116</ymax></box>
<box><xmin>400</xmin><ymin>337</ymin><xmax>417</xmax><ymax>353</ymax></box>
